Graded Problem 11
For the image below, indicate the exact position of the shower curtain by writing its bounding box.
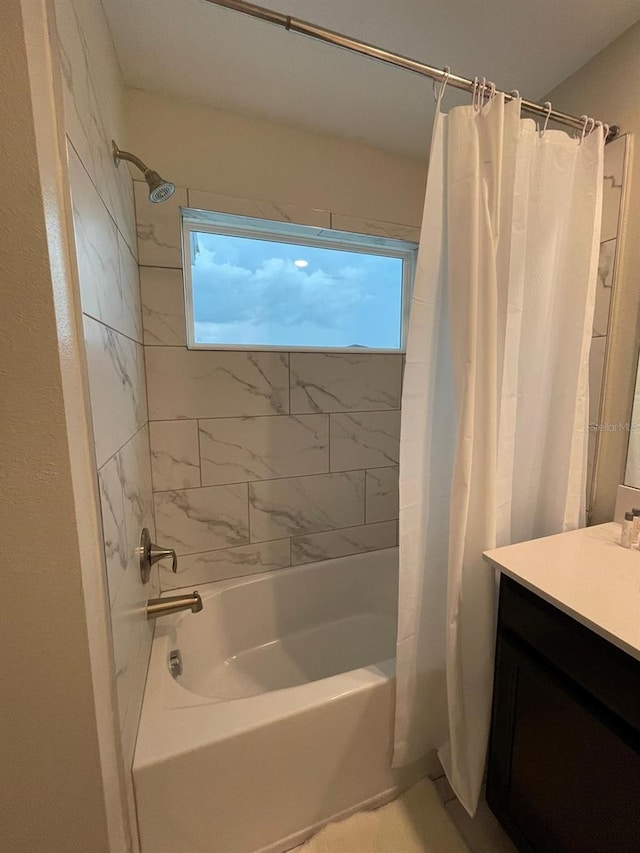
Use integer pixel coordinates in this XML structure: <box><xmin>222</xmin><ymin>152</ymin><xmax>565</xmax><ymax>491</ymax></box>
<box><xmin>394</xmin><ymin>92</ymin><xmax>604</xmax><ymax>815</ymax></box>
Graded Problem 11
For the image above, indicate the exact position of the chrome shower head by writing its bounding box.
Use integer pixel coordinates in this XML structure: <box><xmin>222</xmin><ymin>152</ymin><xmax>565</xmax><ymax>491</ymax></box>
<box><xmin>144</xmin><ymin>170</ymin><xmax>176</xmax><ymax>203</ymax></box>
<box><xmin>112</xmin><ymin>141</ymin><xmax>175</xmax><ymax>204</ymax></box>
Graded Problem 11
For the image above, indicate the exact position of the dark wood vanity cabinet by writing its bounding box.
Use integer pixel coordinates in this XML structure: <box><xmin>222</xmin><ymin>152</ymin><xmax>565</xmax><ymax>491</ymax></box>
<box><xmin>486</xmin><ymin>576</ymin><xmax>640</xmax><ymax>853</ymax></box>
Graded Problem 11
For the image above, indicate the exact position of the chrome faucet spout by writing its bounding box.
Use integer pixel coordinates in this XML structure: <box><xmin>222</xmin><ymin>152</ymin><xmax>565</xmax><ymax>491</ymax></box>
<box><xmin>146</xmin><ymin>591</ymin><xmax>203</xmax><ymax>620</ymax></box>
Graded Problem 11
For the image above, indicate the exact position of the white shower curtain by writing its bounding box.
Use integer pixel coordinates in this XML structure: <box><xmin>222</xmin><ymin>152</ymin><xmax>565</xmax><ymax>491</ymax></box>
<box><xmin>394</xmin><ymin>92</ymin><xmax>604</xmax><ymax>816</ymax></box>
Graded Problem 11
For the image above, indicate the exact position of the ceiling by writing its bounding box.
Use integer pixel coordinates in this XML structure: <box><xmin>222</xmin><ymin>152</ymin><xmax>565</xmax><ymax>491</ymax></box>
<box><xmin>102</xmin><ymin>0</ymin><xmax>640</xmax><ymax>159</ymax></box>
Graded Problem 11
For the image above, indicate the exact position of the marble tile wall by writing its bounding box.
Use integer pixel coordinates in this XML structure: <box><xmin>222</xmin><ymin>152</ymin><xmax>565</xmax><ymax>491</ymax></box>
<box><xmin>625</xmin><ymin>372</ymin><xmax>640</xmax><ymax>486</ymax></box>
<box><xmin>588</xmin><ymin>135</ymin><xmax>629</xmax><ymax>514</ymax></box>
<box><xmin>135</xmin><ymin>184</ymin><xmax>417</xmax><ymax>590</ymax></box>
<box><xmin>55</xmin><ymin>0</ymin><xmax>155</xmax><ymax>801</ymax></box>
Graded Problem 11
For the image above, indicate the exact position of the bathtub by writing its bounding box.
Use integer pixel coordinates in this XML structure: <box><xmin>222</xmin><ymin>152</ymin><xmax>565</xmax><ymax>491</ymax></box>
<box><xmin>133</xmin><ymin>548</ymin><xmax>431</xmax><ymax>853</ymax></box>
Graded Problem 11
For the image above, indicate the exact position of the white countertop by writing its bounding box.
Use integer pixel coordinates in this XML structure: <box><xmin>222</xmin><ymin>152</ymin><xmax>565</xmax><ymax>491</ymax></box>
<box><xmin>483</xmin><ymin>522</ymin><xmax>640</xmax><ymax>661</ymax></box>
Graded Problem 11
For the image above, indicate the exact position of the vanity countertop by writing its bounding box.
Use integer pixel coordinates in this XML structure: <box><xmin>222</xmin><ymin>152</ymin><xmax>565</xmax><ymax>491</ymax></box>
<box><xmin>483</xmin><ymin>522</ymin><xmax>640</xmax><ymax>661</ymax></box>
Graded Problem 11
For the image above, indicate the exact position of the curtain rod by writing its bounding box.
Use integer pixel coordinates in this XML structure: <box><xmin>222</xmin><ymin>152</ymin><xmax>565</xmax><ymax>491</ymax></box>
<box><xmin>203</xmin><ymin>0</ymin><xmax>619</xmax><ymax>141</ymax></box>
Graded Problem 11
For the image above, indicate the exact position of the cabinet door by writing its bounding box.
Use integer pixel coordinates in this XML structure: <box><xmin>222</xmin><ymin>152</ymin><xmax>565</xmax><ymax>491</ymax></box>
<box><xmin>487</xmin><ymin>634</ymin><xmax>640</xmax><ymax>853</ymax></box>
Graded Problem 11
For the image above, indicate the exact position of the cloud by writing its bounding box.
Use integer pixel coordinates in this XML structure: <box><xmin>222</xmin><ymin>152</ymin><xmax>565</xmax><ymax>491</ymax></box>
<box><xmin>192</xmin><ymin>247</ymin><xmax>370</xmax><ymax>330</ymax></box>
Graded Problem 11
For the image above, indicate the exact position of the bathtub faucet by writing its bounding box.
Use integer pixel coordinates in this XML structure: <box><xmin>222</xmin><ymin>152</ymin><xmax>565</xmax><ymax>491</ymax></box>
<box><xmin>146</xmin><ymin>591</ymin><xmax>203</xmax><ymax>620</ymax></box>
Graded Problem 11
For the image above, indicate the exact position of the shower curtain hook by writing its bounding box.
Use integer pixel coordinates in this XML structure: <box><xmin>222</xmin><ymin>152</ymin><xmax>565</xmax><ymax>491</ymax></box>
<box><xmin>579</xmin><ymin>116</ymin><xmax>595</xmax><ymax>143</ymax></box>
<box><xmin>579</xmin><ymin>115</ymin><xmax>589</xmax><ymax>143</ymax></box>
<box><xmin>471</xmin><ymin>77</ymin><xmax>479</xmax><ymax>110</ymax></box>
<box><xmin>472</xmin><ymin>77</ymin><xmax>481</xmax><ymax>110</ymax></box>
<box><xmin>582</xmin><ymin>116</ymin><xmax>596</xmax><ymax>142</ymax></box>
<box><xmin>477</xmin><ymin>77</ymin><xmax>487</xmax><ymax>111</ymax></box>
<box><xmin>488</xmin><ymin>81</ymin><xmax>496</xmax><ymax>101</ymax></box>
<box><xmin>539</xmin><ymin>101</ymin><xmax>552</xmax><ymax>137</ymax></box>
<box><xmin>596</xmin><ymin>120</ymin><xmax>611</xmax><ymax>143</ymax></box>
<box><xmin>432</xmin><ymin>66</ymin><xmax>451</xmax><ymax>104</ymax></box>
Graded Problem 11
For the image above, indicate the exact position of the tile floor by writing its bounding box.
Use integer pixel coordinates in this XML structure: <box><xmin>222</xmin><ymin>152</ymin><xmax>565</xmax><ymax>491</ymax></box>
<box><xmin>291</xmin><ymin>771</ymin><xmax>517</xmax><ymax>853</ymax></box>
<box><xmin>430</xmin><ymin>771</ymin><xmax>518</xmax><ymax>853</ymax></box>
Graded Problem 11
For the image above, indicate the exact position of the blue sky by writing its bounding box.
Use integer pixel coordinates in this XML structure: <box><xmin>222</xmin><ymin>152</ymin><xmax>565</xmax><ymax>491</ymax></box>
<box><xmin>190</xmin><ymin>231</ymin><xmax>404</xmax><ymax>348</ymax></box>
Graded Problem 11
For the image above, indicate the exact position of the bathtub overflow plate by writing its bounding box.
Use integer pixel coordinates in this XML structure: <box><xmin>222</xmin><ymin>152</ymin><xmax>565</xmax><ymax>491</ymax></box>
<box><xmin>169</xmin><ymin>649</ymin><xmax>182</xmax><ymax>679</ymax></box>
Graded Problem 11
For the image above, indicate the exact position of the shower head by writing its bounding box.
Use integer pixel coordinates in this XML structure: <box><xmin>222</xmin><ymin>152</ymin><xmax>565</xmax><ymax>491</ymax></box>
<box><xmin>144</xmin><ymin>170</ymin><xmax>176</xmax><ymax>203</ymax></box>
<box><xmin>112</xmin><ymin>141</ymin><xmax>175</xmax><ymax>204</ymax></box>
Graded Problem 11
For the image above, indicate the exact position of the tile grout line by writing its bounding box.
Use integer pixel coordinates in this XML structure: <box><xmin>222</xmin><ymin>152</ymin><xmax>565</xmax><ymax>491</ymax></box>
<box><xmin>97</xmin><ymin>420</ymin><xmax>149</xmax><ymax>474</ymax></box>
<box><xmin>162</xmin><ymin>535</ymin><xmax>294</xmax><ymax>561</ymax></box>
<box><xmin>247</xmin><ymin>478</ymin><xmax>252</xmax><ymax>544</ymax></box>
<box><xmin>196</xmin><ymin>418</ymin><xmax>203</xmax><ymax>487</ymax></box>
<box><xmin>160</xmin><ymin>516</ymin><xmax>397</xmax><ymax>561</ymax></box>
<box><xmin>150</xmin><ymin>467</ymin><xmax>384</xmax><ymax>494</ymax></box>
<box><xmin>151</xmin><ymin>461</ymin><xmax>394</xmax><ymax>488</ymax></box>
<box><xmin>364</xmin><ymin>468</ymin><xmax>367</xmax><ymax>524</ymax></box>
<box><xmin>141</xmin><ymin>181</ymin><xmax>420</xmax><ymax>237</ymax></box>
<box><xmin>145</xmin><ymin>407</ymin><xmax>401</xmax><ymax>424</ymax></box>
<box><xmin>67</xmin><ymin>135</ymin><xmax>138</xmax><ymax>261</ymax></box>
<box><xmin>83</xmin><ymin>310</ymin><xmax>144</xmax><ymax>349</ymax></box>
<box><xmin>139</xmin><ymin>263</ymin><xmax>183</xmax><ymax>271</ymax></box>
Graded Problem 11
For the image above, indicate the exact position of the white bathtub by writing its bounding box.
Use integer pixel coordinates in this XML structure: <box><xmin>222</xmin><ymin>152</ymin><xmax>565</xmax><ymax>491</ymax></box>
<box><xmin>133</xmin><ymin>548</ymin><xmax>431</xmax><ymax>853</ymax></box>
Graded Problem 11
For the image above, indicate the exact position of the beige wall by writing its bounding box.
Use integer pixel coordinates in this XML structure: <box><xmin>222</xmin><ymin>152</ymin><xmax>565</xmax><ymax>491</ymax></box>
<box><xmin>125</xmin><ymin>88</ymin><xmax>427</xmax><ymax>226</ymax></box>
<box><xmin>546</xmin><ymin>20</ymin><xmax>640</xmax><ymax>522</ymax></box>
<box><xmin>0</xmin><ymin>0</ymin><xmax>113</xmax><ymax>849</ymax></box>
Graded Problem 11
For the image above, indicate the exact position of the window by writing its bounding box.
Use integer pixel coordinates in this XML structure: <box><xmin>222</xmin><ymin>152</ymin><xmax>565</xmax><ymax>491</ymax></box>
<box><xmin>182</xmin><ymin>210</ymin><xmax>417</xmax><ymax>351</ymax></box>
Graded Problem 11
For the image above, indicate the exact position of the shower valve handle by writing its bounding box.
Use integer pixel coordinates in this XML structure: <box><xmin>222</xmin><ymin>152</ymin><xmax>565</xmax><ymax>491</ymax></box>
<box><xmin>139</xmin><ymin>527</ymin><xmax>178</xmax><ymax>583</ymax></box>
<box><xmin>150</xmin><ymin>545</ymin><xmax>178</xmax><ymax>572</ymax></box>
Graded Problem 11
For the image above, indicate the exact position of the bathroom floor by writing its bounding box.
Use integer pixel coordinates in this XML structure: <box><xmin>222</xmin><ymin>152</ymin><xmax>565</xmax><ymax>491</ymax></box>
<box><xmin>430</xmin><ymin>772</ymin><xmax>518</xmax><ymax>853</ymax></box>
<box><xmin>293</xmin><ymin>771</ymin><xmax>517</xmax><ymax>853</ymax></box>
